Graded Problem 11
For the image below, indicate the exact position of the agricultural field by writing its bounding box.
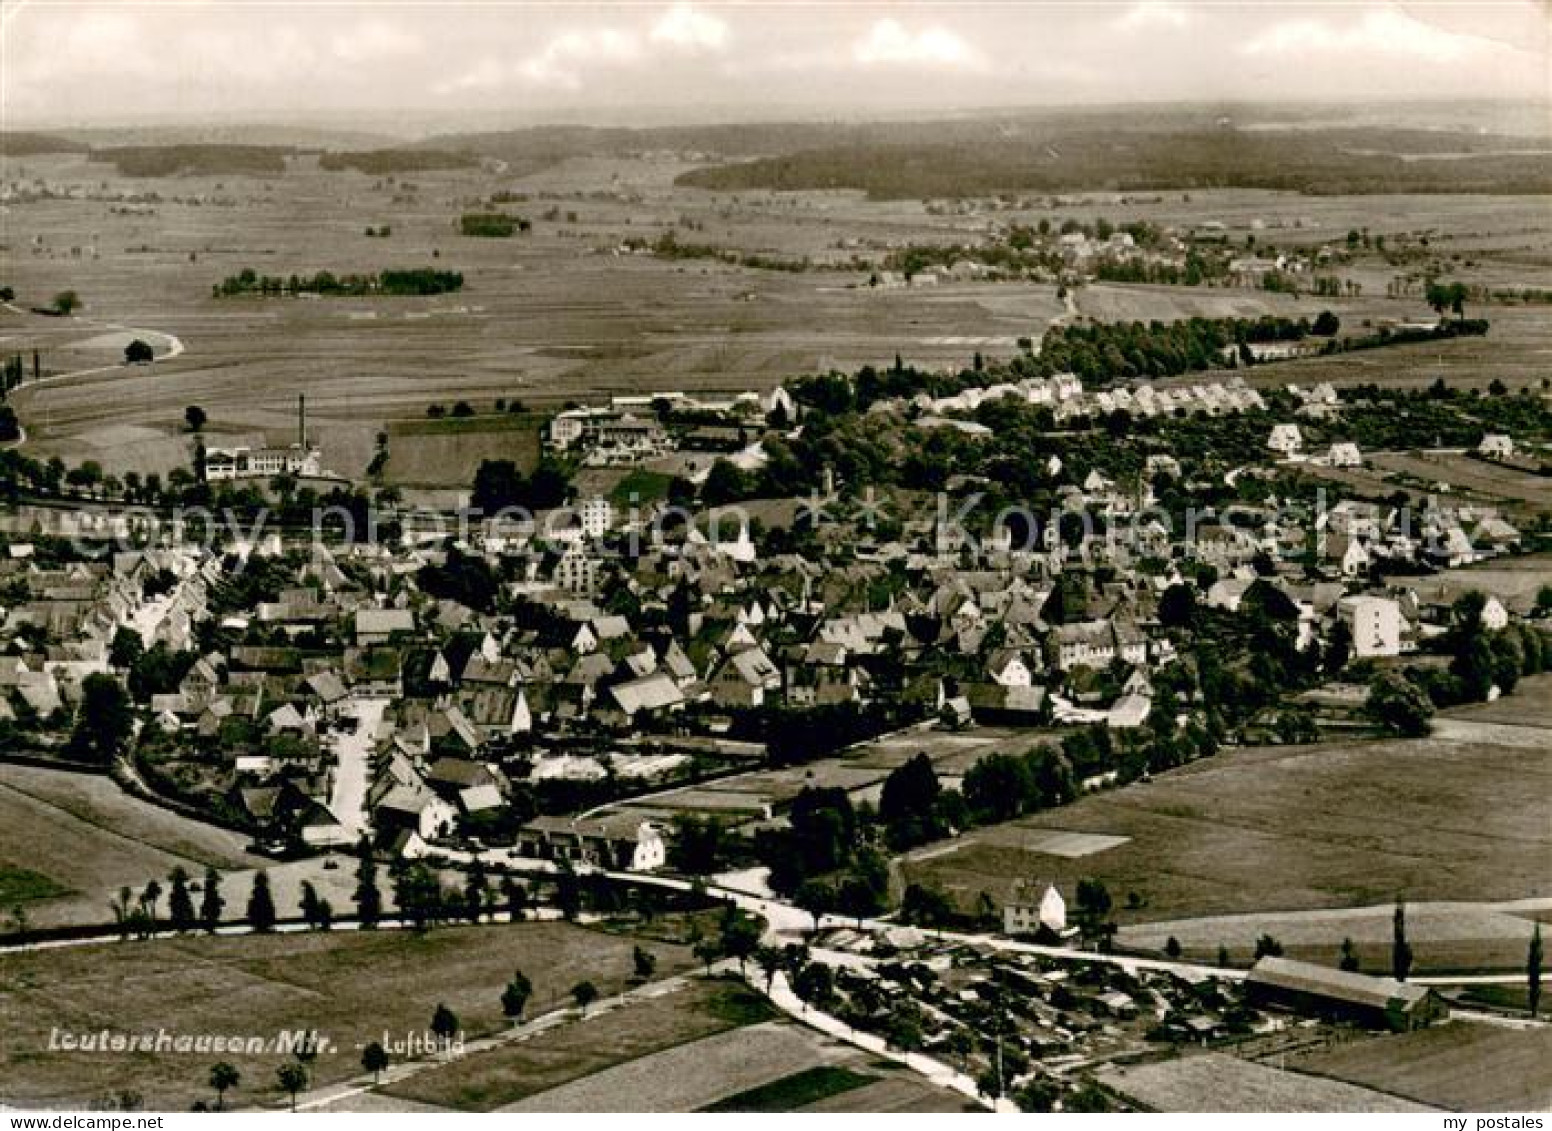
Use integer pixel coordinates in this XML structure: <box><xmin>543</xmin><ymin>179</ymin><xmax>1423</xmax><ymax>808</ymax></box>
<box><xmin>1364</xmin><ymin>450</ymin><xmax>1552</xmax><ymax>511</ymax></box>
<box><xmin>9</xmin><ymin>139</ymin><xmax>1547</xmax><ymax>488</ymax></box>
<box><xmin>1292</xmin><ymin>1023</ymin><xmax>1552</xmax><ymax>1112</ymax></box>
<box><xmin>379</xmin><ymin>976</ymin><xmax>971</xmax><ymax>1113</ymax></box>
<box><xmin>0</xmin><ymin>765</ymin><xmax>254</xmax><ymax>925</ymax></box>
<box><xmin>0</xmin><ymin>765</ymin><xmax>398</xmax><ymax>930</ymax></box>
<box><xmin>0</xmin><ymin>920</ymin><xmax>694</xmax><ymax>1110</ymax></box>
<box><xmin>901</xmin><ymin>677</ymin><xmax>1552</xmax><ymax>968</ymax></box>
<box><xmin>1097</xmin><ymin>1052</ymin><xmax>1436</xmax><ymax>1113</ymax></box>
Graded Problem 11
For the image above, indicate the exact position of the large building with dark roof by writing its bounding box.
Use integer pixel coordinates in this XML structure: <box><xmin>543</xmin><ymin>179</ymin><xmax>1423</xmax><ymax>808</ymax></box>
<box><xmin>1245</xmin><ymin>957</ymin><xmax>1447</xmax><ymax>1032</ymax></box>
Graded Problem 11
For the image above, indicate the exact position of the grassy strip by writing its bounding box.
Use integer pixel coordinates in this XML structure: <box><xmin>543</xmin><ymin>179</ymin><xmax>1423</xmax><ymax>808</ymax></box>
<box><xmin>0</xmin><ymin>864</ymin><xmax>71</xmax><ymax>904</ymax></box>
<box><xmin>700</xmin><ymin>1066</ymin><xmax>875</xmax><ymax>1112</ymax></box>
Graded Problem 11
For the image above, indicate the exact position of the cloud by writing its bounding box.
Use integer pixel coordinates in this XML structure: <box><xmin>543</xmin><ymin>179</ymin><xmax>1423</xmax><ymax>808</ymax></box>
<box><xmin>1114</xmin><ymin>2</ymin><xmax>1193</xmax><ymax>33</ymax></box>
<box><xmin>649</xmin><ymin>3</ymin><xmax>729</xmax><ymax>52</ymax></box>
<box><xmin>853</xmin><ymin>19</ymin><xmax>980</xmax><ymax>68</ymax></box>
<box><xmin>520</xmin><ymin>28</ymin><xmax>641</xmax><ymax>88</ymax></box>
<box><xmin>1241</xmin><ymin>7</ymin><xmax>1474</xmax><ymax>63</ymax></box>
<box><xmin>330</xmin><ymin>19</ymin><xmax>420</xmax><ymax>65</ymax></box>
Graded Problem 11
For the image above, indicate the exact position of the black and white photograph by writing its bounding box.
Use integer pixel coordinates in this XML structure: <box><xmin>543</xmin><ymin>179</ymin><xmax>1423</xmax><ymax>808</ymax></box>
<box><xmin>0</xmin><ymin>0</ymin><xmax>1549</xmax><ymax>1119</ymax></box>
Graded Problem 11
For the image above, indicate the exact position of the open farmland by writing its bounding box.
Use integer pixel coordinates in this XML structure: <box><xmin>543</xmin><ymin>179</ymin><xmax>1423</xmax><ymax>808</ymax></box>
<box><xmin>9</xmin><ymin>141</ymin><xmax>1549</xmax><ymax>485</ymax></box>
<box><xmin>382</xmin><ymin>976</ymin><xmax>970</xmax><ymax>1113</ymax></box>
<box><xmin>3</xmin><ymin>151</ymin><xmax>1060</xmax><ymax>484</ymax></box>
<box><xmin>902</xmin><ymin>677</ymin><xmax>1552</xmax><ymax>967</ymax></box>
<box><xmin>0</xmin><ymin>764</ymin><xmax>255</xmax><ymax>922</ymax></box>
<box><xmin>0</xmin><ymin>920</ymin><xmax>694</xmax><ymax>1110</ymax></box>
<box><xmin>1096</xmin><ymin>1052</ymin><xmax>1436</xmax><ymax>1113</ymax></box>
<box><xmin>0</xmin><ymin>764</ymin><xmax>391</xmax><ymax>931</ymax></box>
<box><xmin>1291</xmin><ymin>1023</ymin><xmax>1552</xmax><ymax>1112</ymax></box>
<box><xmin>1365</xmin><ymin>450</ymin><xmax>1552</xmax><ymax>510</ymax></box>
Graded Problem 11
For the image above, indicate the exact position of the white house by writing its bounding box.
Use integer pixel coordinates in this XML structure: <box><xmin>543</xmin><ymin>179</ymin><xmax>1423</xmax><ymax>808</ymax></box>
<box><xmin>1338</xmin><ymin>595</ymin><xmax>1403</xmax><ymax>658</ymax></box>
<box><xmin>988</xmin><ymin>648</ymin><xmax>1036</xmax><ymax>688</ymax></box>
<box><xmin>1327</xmin><ymin>442</ymin><xmax>1362</xmax><ymax>468</ymax></box>
<box><xmin>579</xmin><ymin>497</ymin><xmax>614</xmax><ymax>540</ymax></box>
<box><xmin>1003</xmin><ymin>881</ymin><xmax>1067</xmax><ymax>936</ymax></box>
<box><xmin>1477</xmin><ymin>433</ymin><xmax>1514</xmax><ymax>459</ymax></box>
<box><xmin>1267</xmin><ymin>424</ymin><xmax>1303</xmax><ymax>457</ymax></box>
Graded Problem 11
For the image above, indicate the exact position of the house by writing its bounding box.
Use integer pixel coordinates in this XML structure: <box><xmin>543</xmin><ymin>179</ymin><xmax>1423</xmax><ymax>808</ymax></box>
<box><xmin>1338</xmin><ymin>595</ymin><xmax>1403</xmax><ymax>658</ymax></box>
<box><xmin>606</xmin><ymin>671</ymin><xmax>685</xmax><ymax>721</ymax></box>
<box><xmin>987</xmin><ymin>648</ymin><xmax>1036</xmax><ymax>687</ymax></box>
<box><xmin>514</xmin><ymin>815</ymin><xmax>667</xmax><ymax>871</ymax></box>
<box><xmin>1327</xmin><ymin>442</ymin><xmax>1362</xmax><ymax>468</ymax></box>
<box><xmin>1267</xmin><ymin>424</ymin><xmax>1303</xmax><ymax>457</ymax></box>
<box><xmin>1477</xmin><ymin>433</ymin><xmax>1514</xmax><ymax>459</ymax></box>
<box><xmin>708</xmin><ymin>647</ymin><xmax>782</xmax><ymax>709</ymax></box>
<box><xmin>1245</xmin><ymin>957</ymin><xmax>1447</xmax><ymax>1032</ymax></box>
<box><xmin>1051</xmin><ymin>619</ymin><xmax>1146</xmax><ymax>672</ymax></box>
<box><xmin>355</xmin><ymin>607</ymin><xmax>415</xmax><ymax>646</ymax></box>
<box><xmin>1003</xmin><ymin>880</ymin><xmax>1067</xmax><ymax>937</ymax></box>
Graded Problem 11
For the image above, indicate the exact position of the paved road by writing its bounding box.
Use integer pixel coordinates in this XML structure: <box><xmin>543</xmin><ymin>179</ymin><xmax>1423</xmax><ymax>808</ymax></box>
<box><xmin>328</xmin><ymin>696</ymin><xmax>385</xmax><ymax>838</ymax></box>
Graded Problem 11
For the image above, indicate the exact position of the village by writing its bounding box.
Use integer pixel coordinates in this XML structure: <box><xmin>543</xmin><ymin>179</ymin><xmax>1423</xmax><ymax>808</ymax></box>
<box><xmin>3</xmin><ymin>316</ymin><xmax>1548</xmax><ymax>1108</ymax></box>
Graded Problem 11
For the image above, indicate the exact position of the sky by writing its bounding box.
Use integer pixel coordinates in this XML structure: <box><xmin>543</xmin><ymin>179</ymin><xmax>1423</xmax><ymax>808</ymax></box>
<box><xmin>2</xmin><ymin>1</ymin><xmax>1548</xmax><ymax>130</ymax></box>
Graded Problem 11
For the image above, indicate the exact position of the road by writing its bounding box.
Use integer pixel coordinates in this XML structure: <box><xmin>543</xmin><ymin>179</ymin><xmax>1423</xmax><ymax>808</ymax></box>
<box><xmin>328</xmin><ymin>696</ymin><xmax>386</xmax><ymax>838</ymax></box>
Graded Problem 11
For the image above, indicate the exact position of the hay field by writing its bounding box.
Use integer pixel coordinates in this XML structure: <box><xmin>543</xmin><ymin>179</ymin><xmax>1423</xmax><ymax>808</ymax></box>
<box><xmin>1292</xmin><ymin>1024</ymin><xmax>1552</xmax><ymax>1112</ymax></box>
<box><xmin>902</xmin><ymin>677</ymin><xmax>1552</xmax><ymax>947</ymax></box>
<box><xmin>0</xmin><ymin>921</ymin><xmax>692</xmax><ymax>1110</ymax></box>
<box><xmin>1097</xmin><ymin>1053</ymin><xmax>1436</xmax><ymax>1113</ymax></box>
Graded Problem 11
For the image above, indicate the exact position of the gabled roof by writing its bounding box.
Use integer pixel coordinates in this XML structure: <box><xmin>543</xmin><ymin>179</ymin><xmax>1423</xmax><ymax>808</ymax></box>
<box><xmin>608</xmin><ymin>670</ymin><xmax>684</xmax><ymax>715</ymax></box>
<box><xmin>1247</xmin><ymin>956</ymin><xmax>1433</xmax><ymax>1011</ymax></box>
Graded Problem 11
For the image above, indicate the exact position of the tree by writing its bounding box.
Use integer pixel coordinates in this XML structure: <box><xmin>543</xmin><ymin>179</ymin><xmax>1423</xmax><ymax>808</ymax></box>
<box><xmin>52</xmin><ymin>290</ymin><xmax>81</xmax><ymax>316</ymax></box>
<box><xmin>184</xmin><ymin>405</ymin><xmax>207</xmax><ymax>433</ymax></box>
<box><xmin>1312</xmin><ymin>310</ymin><xmax>1341</xmax><ymax>337</ymax></box>
<box><xmin>429</xmin><ymin>1003</ymin><xmax>460</xmax><ymax>1041</ymax></box>
<box><xmin>702</xmin><ymin>459</ymin><xmax>750</xmax><ymax>507</ymax></box>
<box><xmin>632</xmin><ymin>945</ymin><xmax>657</xmax><ymax>981</ymax></box>
<box><xmin>1158</xmin><ymin>583</ymin><xmax>1198</xmax><ymax>630</ymax></box>
<box><xmin>1529</xmin><ymin>923</ymin><xmax>1543</xmax><ymax>1018</ymax></box>
<box><xmin>1164</xmin><ymin>936</ymin><xmax>1182</xmax><ymax>960</ymax></box>
<box><xmin>299</xmin><ymin>881</ymin><xmax>324</xmax><ymax>930</ymax></box>
<box><xmin>208</xmin><ymin>1062</ymin><xmax>240</xmax><ymax>1111</ymax></box>
<box><xmin>275</xmin><ymin>1063</ymin><xmax>307</xmax><ymax>1111</ymax></box>
<box><xmin>109</xmin><ymin>626</ymin><xmax>145</xmax><ymax>671</ymax></box>
<box><xmin>755</xmin><ymin>944</ymin><xmax>784</xmax><ymax>990</ymax></box>
<box><xmin>70</xmin><ymin>674</ymin><xmax>133</xmax><ymax>763</ymax></box>
<box><xmin>124</xmin><ymin>339</ymin><xmax>155</xmax><ymax>365</ymax></box>
<box><xmin>247</xmin><ymin>871</ymin><xmax>276</xmax><ymax>932</ymax></box>
<box><xmin>879</xmin><ymin>751</ymin><xmax>941</xmax><ymax>849</ymax></box>
<box><xmin>353</xmin><ymin>836</ymin><xmax>382</xmax><ymax>928</ymax></box>
<box><xmin>719</xmin><ymin>911</ymin><xmax>762</xmax><ymax>974</ymax></box>
<box><xmin>1016</xmin><ymin>1076</ymin><xmax>1061</xmax><ymax>1113</ymax></box>
<box><xmin>168</xmin><ymin>867</ymin><xmax>196</xmax><ymax>933</ymax></box>
<box><xmin>693</xmin><ymin>936</ymin><xmax>722</xmax><ymax>974</ymax></box>
<box><xmin>1074</xmin><ymin>878</ymin><xmax>1113</xmax><ymax>943</ymax></box>
<box><xmin>463</xmin><ymin>858</ymin><xmax>489</xmax><ymax>923</ymax></box>
<box><xmin>1253</xmin><ymin>933</ymin><xmax>1284</xmax><ymax>959</ymax></box>
<box><xmin>394</xmin><ymin>863</ymin><xmax>441</xmax><ymax>931</ymax></box>
<box><xmin>1366</xmin><ymin>673</ymin><xmax>1434</xmax><ymax>737</ymax></box>
<box><xmin>900</xmin><ymin>882</ymin><xmax>956</xmax><ymax>929</ymax></box>
<box><xmin>501</xmin><ymin>969</ymin><xmax>534</xmax><ymax>1020</ymax></box>
<box><xmin>1392</xmin><ymin>897</ymin><xmax>1413</xmax><ymax>982</ymax></box>
<box><xmin>199</xmin><ymin>866</ymin><xmax>224</xmax><ymax>932</ymax></box>
<box><xmin>361</xmin><ymin>1041</ymin><xmax>389</xmax><ymax>1083</ymax></box>
<box><xmin>571</xmin><ymin>980</ymin><xmax>599</xmax><ymax>1014</ymax></box>
<box><xmin>1340</xmin><ymin>937</ymin><xmax>1361</xmax><ymax>972</ymax></box>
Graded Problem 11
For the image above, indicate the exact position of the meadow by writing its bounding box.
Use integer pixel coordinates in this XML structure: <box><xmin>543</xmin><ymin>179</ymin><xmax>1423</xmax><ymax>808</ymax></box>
<box><xmin>0</xmin><ymin>920</ymin><xmax>693</xmax><ymax>1110</ymax></box>
<box><xmin>901</xmin><ymin>676</ymin><xmax>1552</xmax><ymax>968</ymax></box>
<box><xmin>1292</xmin><ymin>1024</ymin><xmax>1552</xmax><ymax>1111</ymax></box>
<box><xmin>7</xmin><ymin>145</ymin><xmax>1548</xmax><ymax>488</ymax></box>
